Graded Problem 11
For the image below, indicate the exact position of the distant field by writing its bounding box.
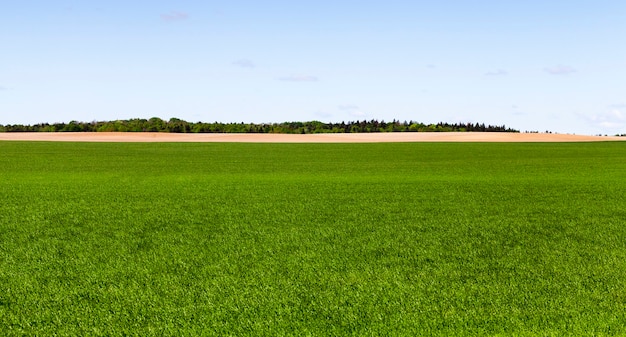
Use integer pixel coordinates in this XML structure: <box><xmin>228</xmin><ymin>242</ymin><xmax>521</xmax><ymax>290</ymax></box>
<box><xmin>1</xmin><ymin>141</ymin><xmax>625</xmax><ymax>335</ymax></box>
<box><xmin>1</xmin><ymin>131</ymin><xmax>626</xmax><ymax>142</ymax></box>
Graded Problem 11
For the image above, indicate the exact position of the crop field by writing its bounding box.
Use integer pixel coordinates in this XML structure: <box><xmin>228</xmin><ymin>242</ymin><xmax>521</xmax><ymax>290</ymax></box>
<box><xmin>1</xmin><ymin>141</ymin><xmax>625</xmax><ymax>335</ymax></box>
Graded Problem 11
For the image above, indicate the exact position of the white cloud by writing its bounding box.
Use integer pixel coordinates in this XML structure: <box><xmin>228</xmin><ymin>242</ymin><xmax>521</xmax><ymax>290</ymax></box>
<box><xmin>161</xmin><ymin>11</ymin><xmax>189</xmax><ymax>22</ymax></box>
<box><xmin>511</xmin><ymin>104</ymin><xmax>526</xmax><ymax>116</ymax></box>
<box><xmin>337</xmin><ymin>104</ymin><xmax>367</xmax><ymax>118</ymax></box>
<box><xmin>314</xmin><ymin>111</ymin><xmax>333</xmax><ymax>119</ymax></box>
<box><xmin>350</xmin><ymin>111</ymin><xmax>366</xmax><ymax>117</ymax></box>
<box><xmin>485</xmin><ymin>69</ymin><xmax>508</xmax><ymax>76</ymax></box>
<box><xmin>338</xmin><ymin>104</ymin><xmax>359</xmax><ymax>111</ymax></box>
<box><xmin>278</xmin><ymin>75</ymin><xmax>319</xmax><ymax>82</ymax></box>
<box><xmin>584</xmin><ymin>108</ymin><xmax>626</xmax><ymax>130</ymax></box>
<box><xmin>544</xmin><ymin>65</ymin><xmax>576</xmax><ymax>75</ymax></box>
<box><xmin>232</xmin><ymin>59</ymin><xmax>256</xmax><ymax>68</ymax></box>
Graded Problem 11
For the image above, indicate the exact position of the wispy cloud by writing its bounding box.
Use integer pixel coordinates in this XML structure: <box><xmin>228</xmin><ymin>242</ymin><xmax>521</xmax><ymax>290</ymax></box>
<box><xmin>485</xmin><ymin>69</ymin><xmax>508</xmax><ymax>76</ymax></box>
<box><xmin>349</xmin><ymin>111</ymin><xmax>366</xmax><ymax>117</ymax></box>
<box><xmin>0</xmin><ymin>85</ymin><xmax>7</xmax><ymax>91</ymax></box>
<box><xmin>544</xmin><ymin>65</ymin><xmax>576</xmax><ymax>75</ymax></box>
<box><xmin>232</xmin><ymin>59</ymin><xmax>256</xmax><ymax>68</ymax></box>
<box><xmin>314</xmin><ymin>111</ymin><xmax>333</xmax><ymax>119</ymax></box>
<box><xmin>278</xmin><ymin>75</ymin><xmax>319</xmax><ymax>82</ymax></box>
<box><xmin>582</xmin><ymin>107</ymin><xmax>626</xmax><ymax>129</ymax></box>
<box><xmin>338</xmin><ymin>104</ymin><xmax>367</xmax><ymax>117</ymax></box>
<box><xmin>161</xmin><ymin>11</ymin><xmax>189</xmax><ymax>22</ymax></box>
<box><xmin>511</xmin><ymin>104</ymin><xmax>526</xmax><ymax>116</ymax></box>
<box><xmin>338</xmin><ymin>104</ymin><xmax>359</xmax><ymax>111</ymax></box>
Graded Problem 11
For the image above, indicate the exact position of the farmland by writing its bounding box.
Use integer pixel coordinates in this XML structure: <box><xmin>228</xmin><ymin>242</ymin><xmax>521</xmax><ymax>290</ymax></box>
<box><xmin>1</xmin><ymin>141</ymin><xmax>625</xmax><ymax>335</ymax></box>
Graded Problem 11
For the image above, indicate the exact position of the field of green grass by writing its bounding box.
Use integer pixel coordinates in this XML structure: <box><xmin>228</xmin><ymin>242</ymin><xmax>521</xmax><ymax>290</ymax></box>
<box><xmin>1</xmin><ymin>141</ymin><xmax>625</xmax><ymax>335</ymax></box>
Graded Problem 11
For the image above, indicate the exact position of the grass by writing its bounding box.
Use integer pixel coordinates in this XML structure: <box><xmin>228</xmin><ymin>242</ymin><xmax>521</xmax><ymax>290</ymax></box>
<box><xmin>1</xmin><ymin>141</ymin><xmax>625</xmax><ymax>336</ymax></box>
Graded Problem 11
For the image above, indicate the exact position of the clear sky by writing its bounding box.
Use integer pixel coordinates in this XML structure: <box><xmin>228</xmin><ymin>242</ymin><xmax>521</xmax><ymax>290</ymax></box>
<box><xmin>2</xmin><ymin>1</ymin><xmax>625</xmax><ymax>135</ymax></box>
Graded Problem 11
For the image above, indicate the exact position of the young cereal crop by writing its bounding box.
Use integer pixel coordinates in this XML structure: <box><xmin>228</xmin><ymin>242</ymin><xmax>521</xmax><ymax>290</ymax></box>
<box><xmin>0</xmin><ymin>141</ymin><xmax>625</xmax><ymax>335</ymax></box>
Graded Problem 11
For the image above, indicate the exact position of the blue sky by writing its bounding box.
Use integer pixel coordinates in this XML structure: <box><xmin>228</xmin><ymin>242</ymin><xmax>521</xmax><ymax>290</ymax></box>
<box><xmin>2</xmin><ymin>1</ymin><xmax>625</xmax><ymax>134</ymax></box>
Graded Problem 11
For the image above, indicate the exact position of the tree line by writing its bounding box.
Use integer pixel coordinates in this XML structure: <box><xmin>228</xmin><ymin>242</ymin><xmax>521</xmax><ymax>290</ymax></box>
<box><xmin>0</xmin><ymin>118</ymin><xmax>519</xmax><ymax>133</ymax></box>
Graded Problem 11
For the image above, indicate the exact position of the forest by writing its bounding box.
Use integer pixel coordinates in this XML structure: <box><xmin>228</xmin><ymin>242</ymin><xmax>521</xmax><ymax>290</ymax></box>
<box><xmin>0</xmin><ymin>118</ymin><xmax>519</xmax><ymax>133</ymax></box>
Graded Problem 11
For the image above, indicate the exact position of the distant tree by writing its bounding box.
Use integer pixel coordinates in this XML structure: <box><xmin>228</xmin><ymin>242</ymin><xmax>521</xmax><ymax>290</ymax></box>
<box><xmin>61</xmin><ymin>121</ymin><xmax>83</xmax><ymax>132</ymax></box>
<box><xmin>0</xmin><ymin>118</ymin><xmax>520</xmax><ymax>133</ymax></box>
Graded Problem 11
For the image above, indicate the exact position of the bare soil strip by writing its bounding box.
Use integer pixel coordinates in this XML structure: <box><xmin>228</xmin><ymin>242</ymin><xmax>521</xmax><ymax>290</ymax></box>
<box><xmin>0</xmin><ymin>132</ymin><xmax>624</xmax><ymax>143</ymax></box>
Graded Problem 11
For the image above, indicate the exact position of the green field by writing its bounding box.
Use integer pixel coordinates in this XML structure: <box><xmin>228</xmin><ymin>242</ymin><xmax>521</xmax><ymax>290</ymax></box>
<box><xmin>1</xmin><ymin>141</ymin><xmax>625</xmax><ymax>335</ymax></box>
